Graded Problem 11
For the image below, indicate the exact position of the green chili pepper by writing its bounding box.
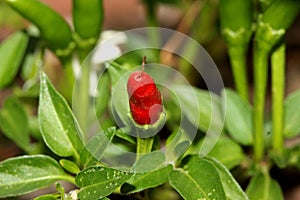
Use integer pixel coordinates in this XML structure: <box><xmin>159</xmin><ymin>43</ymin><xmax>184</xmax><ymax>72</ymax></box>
<box><xmin>0</xmin><ymin>31</ymin><xmax>28</xmax><ymax>89</ymax></box>
<box><xmin>256</xmin><ymin>0</ymin><xmax>300</xmax><ymax>52</ymax></box>
<box><xmin>72</xmin><ymin>0</ymin><xmax>104</xmax><ymax>61</ymax></box>
<box><xmin>5</xmin><ymin>0</ymin><xmax>73</xmax><ymax>55</ymax></box>
<box><xmin>262</xmin><ymin>0</ymin><xmax>300</xmax><ymax>30</ymax></box>
<box><xmin>72</xmin><ymin>0</ymin><xmax>103</xmax><ymax>43</ymax></box>
<box><xmin>219</xmin><ymin>0</ymin><xmax>253</xmax><ymax>100</ymax></box>
<box><xmin>219</xmin><ymin>0</ymin><xmax>252</xmax><ymax>46</ymax></box>
<box><xmin>259</xmin><ymin>0</ymin><xmax>274</xmax><ymax>11</ymax></box>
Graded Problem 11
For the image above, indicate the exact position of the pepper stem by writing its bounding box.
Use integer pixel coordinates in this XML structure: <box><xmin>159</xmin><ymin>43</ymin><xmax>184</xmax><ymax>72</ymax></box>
<box><xmin>253</xmin><ymin>45</ymin><xmax>268</xmax><ymax>162</ymax></box>
<box><xmin>136</xmin><ymin>137</ymin><xmax>154</xmax><ymax>161</ymax></box>
<box><xmin>140</xmin><ymin>56</ymin><xmax>147</xmax><ymax>76</ymax></box>
<box><xmin>271</xmin><ymin>43</ymin><xmax>285</xmax><ymax>154</ymax></box>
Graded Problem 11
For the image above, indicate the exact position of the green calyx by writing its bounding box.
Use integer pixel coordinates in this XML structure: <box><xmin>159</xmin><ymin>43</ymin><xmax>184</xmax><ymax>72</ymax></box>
<box><xmin>55</xmin><ymin>41</ymin><xmax>76</xmax><ymax>59</ymax></box>
<box><xmin>255</xmin><ymin>18</ymin><xmax>285</xmax><ymax>52</ymax></box>
<box><xmin>72</xmin><ymin>33</ymin><xmax>98</xmax><ymax>52</ymax></box>
<box><xmin>222</xmin><ymin>27</ymin><xmax>252</xmax><ymax>47</ymax></box>
<box><xmin>128</xmin><ymin>109</ymin><xmax>166</xmax><ymax>139</ymax></box>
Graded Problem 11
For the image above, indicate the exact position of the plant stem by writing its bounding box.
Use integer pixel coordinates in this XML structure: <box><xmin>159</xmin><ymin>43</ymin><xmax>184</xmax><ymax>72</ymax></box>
<box><xmin>228</xmin><ymin>45</ymin><xmax>249</xmax><ymax>101</ymax></box>
<box><xmin>271</xmin><ymin>43</ymin><xmax>285</xmax><ymax>154</ymax></box>
<box><xmin>253</xmin><ymin>45</ymin><xmax>269</xmax><ymax>162</ymax></box>
<box><xmin>136</xmin><ymin>136</ymin><xmax>154</xmax><ymax>161</ymax></box>
<box><xmin>59</xmin><ymin>59</ymin><xmax>75</xmax><ymax>104</ymax></box>
<box><xmin>74</xmin><ymin>59</ymin><xmax>90</xmax><ymax>136</ymax></box>
<box><xmin>144</xmin><ymin>1</ymin><xmax>160</xmax><ymax>48</ymax></box>
<box><xmin>145</xmin><ymin>1</ymin><xmax>158</xmax><ymax>27</ymax></box>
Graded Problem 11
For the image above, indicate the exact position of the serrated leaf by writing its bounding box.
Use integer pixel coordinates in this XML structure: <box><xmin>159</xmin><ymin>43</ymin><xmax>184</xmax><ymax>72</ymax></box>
<box><xmin>0</xmin><ymin>96</ymin><xmax>30</xmax><ymax>151</ymax></box>
<box><xmin>0</xmin><ymin>31</ymin><xmax>28</xmax><ymax>89</ymax></box>
<box><xmin>284</xmin><ymin>90</ymin><xmax>300</xmax><ymax>138</ymax></box>
<box><xmin>204</xmin><ymin>157</ymin><xmax>248</xmax><ymax>200</ymax></box>
<box><xmin>171</xmin><ymin>85</ymin><xmax>224</xmax><ymax>133</ymax></box>
<box><xmin>222</xmin><ymin>89</ymin><xmax>253</xmax><ymax>145</ymax></box>
<box><xmin>246</xmin><ymin>173</ymin><xmax>283</xmax><ymax>200</ymax></box>
<box><xmin>169</xmin><ymin>156</ymin><xmax>226</xmax><ymax>200</ymax></box>
<box><xmin>76</xmin><ymin>166</ymin><xmax>132</xmax><ymax>200</ymax></box>
<box><xmin>38</xmin><ymin>73</ymin><xmax>84</xmax><ymax>158</ymax></box>
<box><xmin>121</xmin><ymin>164</ymin><xmax>172</xmax><ymax>194</ymax></box>
<box><xmin>0</xmin><ymin>155</ymin><xmax>73</xmax><ymax>198</ymax></box>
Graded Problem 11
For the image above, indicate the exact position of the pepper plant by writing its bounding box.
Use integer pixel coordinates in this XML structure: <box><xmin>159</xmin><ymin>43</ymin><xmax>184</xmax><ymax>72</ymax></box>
<box><xmin>0</xmin><ymin>0</ymin><xmax>300</xmax><ymax>200</ymax></box>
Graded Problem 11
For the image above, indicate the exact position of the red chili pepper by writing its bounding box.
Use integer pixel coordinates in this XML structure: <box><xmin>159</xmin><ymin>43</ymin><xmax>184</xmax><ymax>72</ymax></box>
<box><xmin>127</xmin><ymin>57</ymin><xmax>163</xmax><ymax>125</ymax></box>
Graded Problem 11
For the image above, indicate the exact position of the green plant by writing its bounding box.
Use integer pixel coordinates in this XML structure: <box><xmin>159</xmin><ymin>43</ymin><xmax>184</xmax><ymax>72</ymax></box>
<box><xmin>0</xmin><ymin>0</ymin><xmax>300</xmax><ymax>200</ymax></box>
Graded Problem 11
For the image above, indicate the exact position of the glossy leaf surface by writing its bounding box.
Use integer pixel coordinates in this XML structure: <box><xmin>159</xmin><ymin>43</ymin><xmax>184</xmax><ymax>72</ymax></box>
<box><xmin>38</xmin><ymin>73</ymin><xmax>83</xmax><ymax>158</ymax></box>
<box><xmin>0</xmin><ymin>155</ymin><xmax>73</xmax><ymax>198</ymax></box>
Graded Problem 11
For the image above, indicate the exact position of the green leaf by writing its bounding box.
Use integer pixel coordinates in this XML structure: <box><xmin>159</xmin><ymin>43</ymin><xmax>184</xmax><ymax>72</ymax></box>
<box><xmin>246</xmin><ymin>173</ymin><xmax>283</xmax><ymax>200</ymax></box>
<box><xmin>107</xmin><ymin>61</ymin><xmax>129</xmax><ymax>90</ymax></box>
<box><xmin>187</xmin><ymin>136</ymin><xmax>245</xmax><ymax>170</ymax></box>
<box><xmin>107</xmin><ymin>61</ymin><xmax>131</xmax><ymax>126</ymax></box>
<box><xmin>206</xmin><ymin>137</ymin><xmax>245</xmax><ymax>170</ymax></box>
<box><xmin>169</xmin><ymin>156</ymin><xmax>226</xmax><ymax>200</ymax></box>
<box><xmin>0</xmin><ymin>155</ymin><xmax>74</xmax><ymax>198</ymax></box>
<box><xmin>95</xmin><ymin>72</ymin><xmax>110</xmax><ymax>119</ymax></box>
<box><xmin>28</xmin><ymin>116</ymin><xmax>42</xmax><ymax>140</ymax></box>
<box><xmin>0</xmin><ymin>96</ymin><xmax>30</xmax><ymax>151</ymax></box>
<box><xmin>14</xmin><ymin>81</ymin><xmax>40</xmax><ymax>98</ymax></box>
<box><xmin>38</xmin><ymin>73</ymin><xmax>83</xmax><ymax>159</ymax></box>
<box><xmin>171</xmin><ymin>85</ymin><xmax>224</xmax><ymax>133</ymax></box>
<box><xmin>284</xmin><ymin>90</ymin><xmax>300</xmax><ymax>138</ymax></box>
<box><xmin>165</xmin><ymin>129</ymin><xmax>192</xmax><ymax>162</ymax></box>
<box><xmin>132</xmin><ymin>151</ymin><xmax>165</xmax><ymax>173</ymax></box>
<box><xmin>59</xmin><ymin>159</ymin><xmax>80</xmax><ymax>174</ymax></box>
<box><xmin>115</xmin><ymin>128</ymin><xmax>136</xmax><ymax>145</ymax></box>
<box><xmin>222</xmin><ymin>89</ymin><xmax>253</xmax><ymax>145</ymax></box>
<box><xmin>121</xmin><ymin>165</ymin><xmax>172</xmax><ymax>194</ymax></box>
<box><xmin>76</xmin><ymin>166</ymin><xmax>132</xmax><ymax>200</ymax></box>
<box><xmin>34</xmin><ymin>194</ymin><xmax>59</xmax><ymax>200</ymax></box>
<box><xmin>80</xmin><ymin>127</ymin><xmax>116</xmax><ymax>167</ymax></box>
<box><xmin>21</xmin><ymin>50</ymin><xmax>41</xmax><ymax>81</ymax></box>
<box><xmin>205</xmin><ymin>157</ymin><xmax>248</xmax><ymax>200</ymax></box>
<box><xmin>0</xmin><ymin>31</ymin><xmax>28</xmax><ymax>89</ymax></box>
